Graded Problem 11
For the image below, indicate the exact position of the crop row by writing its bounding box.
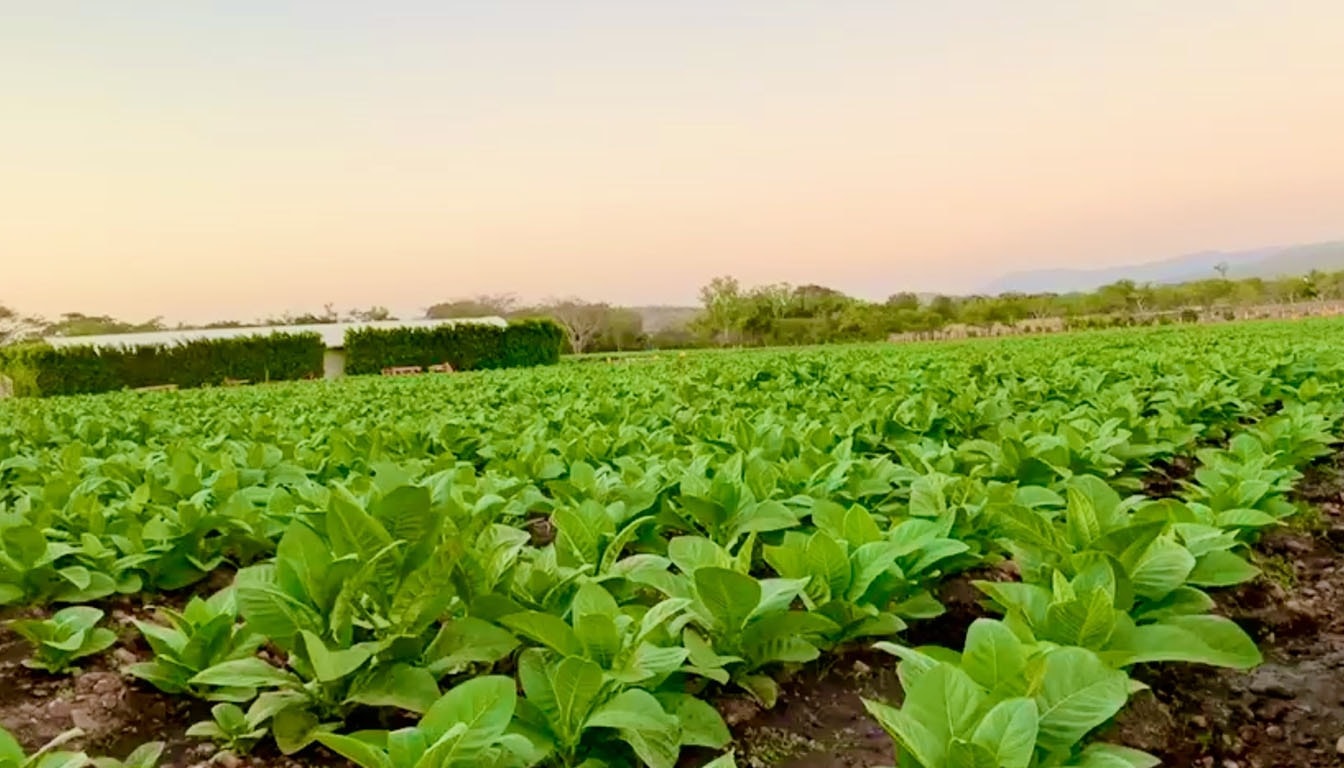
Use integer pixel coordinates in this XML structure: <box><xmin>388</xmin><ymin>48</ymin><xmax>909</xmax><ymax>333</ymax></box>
<box><xmin>1</xmin><ymin>320</ymin><xmax>1342</xmax><ymax>767</ymax></box>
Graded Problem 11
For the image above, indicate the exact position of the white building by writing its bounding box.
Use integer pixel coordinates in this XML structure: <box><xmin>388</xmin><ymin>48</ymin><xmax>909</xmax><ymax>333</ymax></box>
<box><xmin>42</xmin><ymin>317</ymin><xmax>507</xmax><ymax>380</ymax></box>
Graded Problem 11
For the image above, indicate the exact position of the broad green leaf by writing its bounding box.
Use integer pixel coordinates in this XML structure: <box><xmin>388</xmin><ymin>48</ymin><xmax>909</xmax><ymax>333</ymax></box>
<box><xmin>190</xmin><ymin>658</ymin><xmax>298</xmax><ymax>689</ymax></box>
<box><xmin>1028</xmin><ymin>647</ymin><xmax>1129</xmax><ymax>752</ymax></box>
<box><xmin>501</xmin><ymin>612</ymin><xmax>583</xmax><ymax>657</ymax></box>
<box><xmin>420</xmin><ymin>675</ymin><xmax>517</xmax><ymax>749</ymax></box>
<box><xmin>585</xmin><ymin>689</ymin><xmax>681</xmax><ymax>768</ymax></box>
<box><xmin>969</xmin><ymin>698</ymin><xmax>1038</xmax><ymax>768</ymax></box>
<box><xmin>694</xmin><ymin>568</ymin><xmax>761</xmax><ymax>634</ymax></box>
<box><xmin>314</xmin><ymin>734</ymin><xmax>394</xmax><ymax>768</ymax></box>
<box><xmin>847</xmin><ymin>541</ymin><xmax>903</xmax><ymax>602</ymax></box>
<box><xmin>1132</xmin><ymin>586</ymin><xmax>1214</xmax><ymax>621</ymax></box>
<box><xmin>1187</xmin><ymin>550</ymin><xmax>1260</xmax><ymax>587</ymax></box>
<box><xmin>961</xmin><ymin>619</ymin><xmax>1028</xmax><ymax>694</ymax></box>
<box><xmin>1065</xmin><ymin>742</ymin><xmax>1161</xmax><ymax>767</ymax></box>
<box><xmin>1125</xmin><ymin>536</ymin><xmax>1195</xmax><ymax>599</ymax></box>
<box><xmin>1043</xmin><ymin>590</ymin><xmax>1118</xmax><ymax>650</ymax></box>
<box><xmin>668</xmin><ymin>537</ymin><xmax>733</xmax><ymax>575</ymax></box>
<box><xmin>424</xmin><ymin>617</ymin><xmax>520</xmax><ymax>676</ymax></box>
<box><xmin>300</xmin><ymin>631</ymin><xmax>376</xmax><ymax>682</ymax></box>
<box><xmin>571</xmin><ymin>582</ymin><xmax>621</xmax><ymax>620</ymax></box>
<box><xmin>518</xmin><ymin>652</ymin><xmax>607</xmax><ymax>744</ymax></box>
<box><xmin>862</xmin><ymin>697</ymin><xmax>945</xmax><ymax>768</ymax></box>
<box><xmin>346</xmin><ymin>664</ymin><xmax>441</xmax><ymax>714</ymax></box>
<box><xmin>1065</xmin><ymin>487</ymin><xmax>1103</xmax><ymax>548</ymax></box>
<box><xmin>658</xmin><ymin>693</ymin><xmax>730</xmax><ymax>749</ymax></box>
<box><xmin>737</xmin><ymin>674</ymin><xmax>780</xmax><ymax>708</ymax></box>
<box><xmin>327</xmin><ymin>489</ymin><xmax>399</xmax><ymax>593</ymax></box>
<box><xmin>902</xmin><ymin>663</ymin><xmax>985</xmax><ymax>755</ymax></box>
<box><xmin>873</xmin><ymin>641</ymin><xmax>942</xmax><ymax>692</ymax></box>
<box><xmin>0</xmin><ymin>728</ymin><xmax>26</xmax><ymax>764</ymax></box>
<box><xmin>574</xmin><ymin>613</ymin><xmax>623</xmax><ymax>668</ymax></box>
<box><xmin>387</xmin><ymin>729</ymin><xmax>428</xmax><ymax>768</ymax></box>
<box><xmin>554</xmin><ymin>502</ymin><xmax>614</xmax><ymax>568</ymax></box>
<box><xmin>1109</xmin><ymin>615</ymin><xmax>1261</xmax><ymax>669</ymax></box>
<box><xmin>372</xmin><ymin>485</ymin><xmax>435</xmax><ymax>543</ymax></box>
<box><xmin>805</xmin><ymin>532</ymin><xmax>851</xmax><ymax>603</ymax></box>
<box><xmin>613</xmin><ymin>643</ymin><xmax>688</xmax><ymax>684</ymax></box>
<box><xmin>272</xmin><ymin>707</ymin><xmax>322</xmax><ymax>755</ymax></box>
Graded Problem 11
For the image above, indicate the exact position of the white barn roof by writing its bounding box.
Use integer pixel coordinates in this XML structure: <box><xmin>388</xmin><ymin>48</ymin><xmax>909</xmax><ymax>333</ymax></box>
<box><xmin>43</xmin><ymin>317</ymin><xmax>508</xmax><ymax>351</ymax></box>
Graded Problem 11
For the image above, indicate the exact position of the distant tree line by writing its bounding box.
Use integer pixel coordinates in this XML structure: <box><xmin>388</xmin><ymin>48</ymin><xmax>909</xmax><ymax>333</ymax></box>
<box><xmin>683</xmin><ymin>268</ymin><xmax>1344</xmax><ymax>347</ymax></box>
<box><xmin>5</xmin><ymin>266</ymin><xmax>1343</xmax><ymax>354</ymax></box>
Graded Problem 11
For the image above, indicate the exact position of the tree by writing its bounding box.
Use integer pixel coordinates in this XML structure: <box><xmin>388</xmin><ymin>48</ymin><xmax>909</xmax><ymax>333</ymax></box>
<box><xmin>43</xmin><ymin>313</ymin><xmax>165</xmax><ymax>337</ymax></box>
<box><xmin>927</xmin><ymin>295</ymin><xmax>958</xmax><ymax>322</ymax></box>
<box><xmin>1094</xmin><ymin>280</ymin><xmax>1151</xmax><ymax>314</ymax></box>
<box><xmin>346</xmin><ymin>305</ymin><xmax>394</xmax><ymax>322</ymax></box>
<box><xmin>694</xmin><ymin>276</ymin><xmax>746</xmax><ymax>344</ymax></box>
<box><xmin>885</xmin><ymin>292</ymin><xmax>920</xmax><ymax>312</ymax></box>
<box><xmin>593</xmin><ymin>308</ymin><xmax>645</xmax><ymax>352</ymax></box>
<box><xmin>1</xmin><ymin>304</ymin><xmax>41</xmax><ymax>345</ymax></box>
<box><xmin>542</xmin><ymin>299</ymin><xmax>611</xmax><ymax>354</ymax></box>
<box><xmin>425</xmin><ymin>294</ymin><xmax>517</xmax><ymax>319</ymax></box>
<box><xmin>789</xmin><ymin>284</ymin><xmax>849</xmax><ymax>318</ymax></box>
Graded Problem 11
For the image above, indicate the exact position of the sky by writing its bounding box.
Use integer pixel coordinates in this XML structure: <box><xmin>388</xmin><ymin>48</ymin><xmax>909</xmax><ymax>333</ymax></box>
<box><xmin>3</xmin><ymin>1</ymin><xmax>1343</xmax><ymax>324</ymax></box>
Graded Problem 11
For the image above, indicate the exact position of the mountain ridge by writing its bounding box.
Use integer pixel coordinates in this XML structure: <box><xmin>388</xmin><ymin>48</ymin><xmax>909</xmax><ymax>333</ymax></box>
<box><xmin>988</xmin><ymin>241</ymin><xmax>1344</xmax><ymax>294</ymax></box>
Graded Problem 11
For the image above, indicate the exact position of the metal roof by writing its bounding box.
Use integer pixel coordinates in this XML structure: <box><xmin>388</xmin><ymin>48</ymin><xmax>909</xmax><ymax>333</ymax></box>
<box><xmin>43</xmin><ymin>316</ymin><xmax>508</xmax><ymax>351</ymax></box>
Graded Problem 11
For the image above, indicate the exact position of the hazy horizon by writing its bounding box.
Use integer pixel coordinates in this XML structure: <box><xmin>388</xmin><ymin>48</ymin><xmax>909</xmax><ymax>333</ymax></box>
<box><xmin>5</xmin><ymin>1</ymin><xmax>1343</xmax><ymax>324</ymax></box>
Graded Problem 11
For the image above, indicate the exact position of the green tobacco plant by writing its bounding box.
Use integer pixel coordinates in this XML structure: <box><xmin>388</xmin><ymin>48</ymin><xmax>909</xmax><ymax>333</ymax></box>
<box><xmin>985</xmin><ymin>480</ymin><xmax>1261</xmax><ymax>669</ymax></box>
<box><xmin>500</xmin><ymin>583</ymin><xmax>730</xmax><ymax>758</ymax></box>
<box><xmin>669</xmin><ymin>454</ymin><xmax>802</xmax><ymax>548</ymax></box>
<box><xmin>126</xmin><ymin>587</ymin><xmax>264</xmax><ymax>700</ymax></box>
<box><xmin>975</xmin><ymin>564</ymin><xmax>1261</xmax><ymax>670</ymax></box>
<box><xmin>500</xmin><ymin>583</ymin><xmax>692</xmax><ymax>686</ymax></box>
<box><xmin>9</xmin><ymin>606</ymin><xmax>117</xmax><ymax>673</ymax></box>
<box><xmin>185</xmin><ymin>703</ymin><xmax>269</xmax><ymax>754</ymax></box>
<box><xmin>514</xmin><ymin>650</ymin><xmax>683</xmax><ymax>768</ymax></box>
<box><xmin>764</xmin><ymin>501</ymin><xmax>970</xmax><ymax>645</ymax></box>
<box><xmin>865</xmin><ymin>619</ymin><xmax>1154</xmax><ymax>768</ymax></box>
<box><xmin>993</xmin><ymin>478</ymin><xmax>1262</xmax><ymax>669</ymax></box>
<box><xmin>191</xmin><ymin>485</ymin><xmax>460</xmax><ymax>752</ymax></box>
<box><xmin>637</xmin><ymin>538</ymin><xmax>838</xmax><ymax>706</ymax></box>
<box><xmin>1183</xmin><ymin>433</ymin><xmax>1302</xmax><ymax>527</ymax></box>
<box><xmin>317</xmin><ymin>676</ymin><xmax>542</xmax><ymax>768</ymax></box>
<box><xmin>0</xmin><ymin>727</ymin><xmax>86</xmax><ymax>768</ymax></box>
<box><xmin>90</xmin><ymin>742</ymin><xmax>165</xmax><ymax>768</ymax></box>
<box><xmin>0</xmin><ymin>524</ymin><xmax>121</xmax><ymax>606</ymax></box>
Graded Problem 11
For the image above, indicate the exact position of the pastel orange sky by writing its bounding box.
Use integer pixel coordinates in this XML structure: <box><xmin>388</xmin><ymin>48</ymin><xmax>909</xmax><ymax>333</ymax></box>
<box><xmin>3</xmin><ymin>1</ymin><xmax>1342</xmax><ymax>323</ymax></box>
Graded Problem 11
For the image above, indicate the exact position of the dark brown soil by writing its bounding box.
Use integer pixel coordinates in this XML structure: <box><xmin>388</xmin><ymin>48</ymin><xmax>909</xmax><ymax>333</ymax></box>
<box><xmin>1142</xmin><ymin>454</ymin><xmax>1198</xmax><ymax>499</ymax></box>
<box><xmin>702</xmin><ymin>654</ymin><xmax>902</xmax><ymax>768</ymax></box>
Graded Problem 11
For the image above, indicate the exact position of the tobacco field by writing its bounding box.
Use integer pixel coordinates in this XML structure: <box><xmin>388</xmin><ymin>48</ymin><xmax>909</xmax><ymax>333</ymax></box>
<box><xmin>3</xmin><ymin>319</ymin><xmax>1344</xmax><ymax>768</ymax></box>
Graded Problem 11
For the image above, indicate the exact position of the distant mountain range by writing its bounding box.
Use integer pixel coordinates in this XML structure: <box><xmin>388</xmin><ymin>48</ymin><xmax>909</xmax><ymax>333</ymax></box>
<box><xmin>987</xmin><ymin>241</ymin><xmax>1344</xmax><ymax>294</ymax></box>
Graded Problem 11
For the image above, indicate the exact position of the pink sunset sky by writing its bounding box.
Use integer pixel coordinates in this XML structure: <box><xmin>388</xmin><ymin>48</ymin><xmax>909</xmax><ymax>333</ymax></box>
<box><xmin>3</xmin><ymin>1</ymin><xmax>1342</xmax><ymax>324</ymax></box>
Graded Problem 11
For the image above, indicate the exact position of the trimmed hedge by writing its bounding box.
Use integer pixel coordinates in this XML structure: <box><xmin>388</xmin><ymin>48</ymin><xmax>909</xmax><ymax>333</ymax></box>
<box><xmin>0</xmin><ymin>333</ymin><xmax>324</xmax><ymax>397</ymax></box>
<box><xmin>344</xmin><ymin>319</ymin><xmax>564</xmax><ymax>375</ymax></box>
